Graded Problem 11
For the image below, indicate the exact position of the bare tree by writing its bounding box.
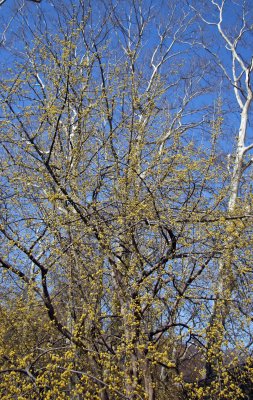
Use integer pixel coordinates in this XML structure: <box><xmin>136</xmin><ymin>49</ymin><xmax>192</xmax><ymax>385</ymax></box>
<box><xmin>189</xmin><ymin>0</ymin><xmax>253</xmax><ymax>386</ymax></box>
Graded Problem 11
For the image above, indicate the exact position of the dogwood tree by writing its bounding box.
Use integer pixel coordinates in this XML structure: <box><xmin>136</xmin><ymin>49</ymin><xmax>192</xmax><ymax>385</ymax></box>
<box><xmin>0</xmin><ymin>1</ymin><xmax>253</xmax><ymax>399</ymax></box>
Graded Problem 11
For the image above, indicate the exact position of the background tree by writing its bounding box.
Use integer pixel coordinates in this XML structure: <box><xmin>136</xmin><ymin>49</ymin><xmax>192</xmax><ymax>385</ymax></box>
<box><xmin>188</xmin><ymin>0</ymin><xmax>253</xmax><ymax>392</ymax></box>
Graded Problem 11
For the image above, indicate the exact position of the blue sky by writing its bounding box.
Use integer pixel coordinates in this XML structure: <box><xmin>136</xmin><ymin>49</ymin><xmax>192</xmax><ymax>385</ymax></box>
<box><xmin>0</xmin><ymin>0</ymin><xmax>253</xmax><ymax>187</ymax></box>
